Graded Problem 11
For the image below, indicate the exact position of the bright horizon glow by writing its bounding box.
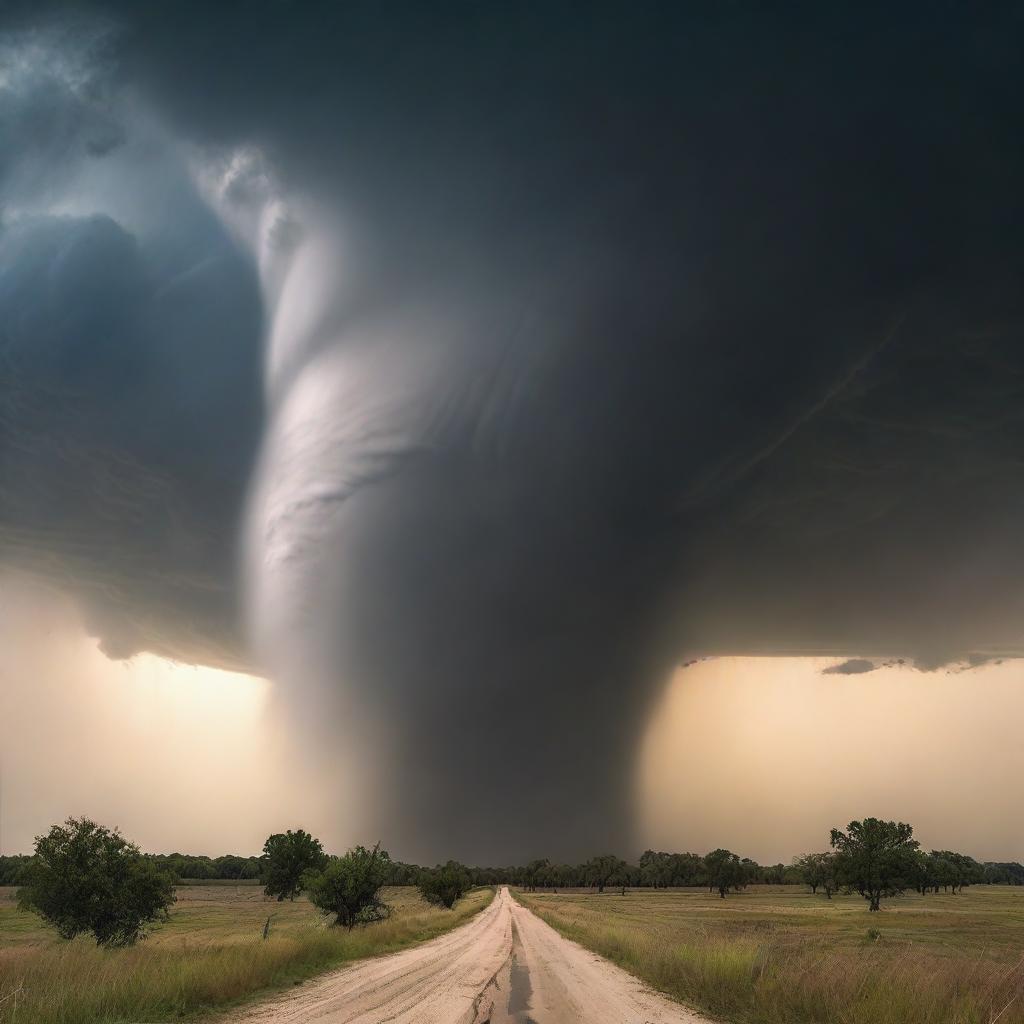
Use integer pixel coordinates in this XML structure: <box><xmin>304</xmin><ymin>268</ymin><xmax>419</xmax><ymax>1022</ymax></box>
<box><xmin>5</xmin><ymin>579</ymin><xmax>1024</xmax><ymax>863</ymax></box>
<box><xmin>639</xmin><ymin>656</ymin><xmax>1024</xmax><ymax>864</ymax></box>
<box><xmin>0</xmin><ymin>580</ymin><xmax>298</xmax><ymax>857</ymax></box>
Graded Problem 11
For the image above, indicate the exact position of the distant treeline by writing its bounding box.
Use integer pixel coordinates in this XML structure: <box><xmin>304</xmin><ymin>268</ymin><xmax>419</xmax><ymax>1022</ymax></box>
<box><xmin>460</xmin><ymin>849</ymin><xmax>1024</xmax><ymax>894</ymax></box>
<box><xmin>3</xmin><ymin>849</ymin><xmax>1023</xmax><ymax>889</ymax></box>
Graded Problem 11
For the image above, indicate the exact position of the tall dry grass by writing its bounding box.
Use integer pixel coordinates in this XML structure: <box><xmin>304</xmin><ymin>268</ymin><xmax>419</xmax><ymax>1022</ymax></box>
<box><xmin>516</xmin><ymin>888</ymin><xmax>1024</xmax><ymax>1024</ymax></box>
<box><xmin>0</xmin><ymin>886</ymin><xmax>493</xmax><ymax>1024</ymax></box>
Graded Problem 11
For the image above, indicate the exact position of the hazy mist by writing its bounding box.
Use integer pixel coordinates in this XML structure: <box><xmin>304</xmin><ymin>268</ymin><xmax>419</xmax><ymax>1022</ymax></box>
<box><xmin>4</xmin><ymin>579</ymin><xmax>1021</xmax><ymax>863</ymax></box>
<box><xmin>641</xmin><ymin>658</ymin><xmax>1024</xmax><ymax>864</ymax></box>
<box><xmin>0</xmin><ymin>580</ymin><xmax>299</xmax><ymax>856</ymax></box>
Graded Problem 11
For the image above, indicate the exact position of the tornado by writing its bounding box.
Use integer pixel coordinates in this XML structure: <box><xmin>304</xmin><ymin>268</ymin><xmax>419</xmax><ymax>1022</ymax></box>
<box><xmin>4</xmin><ymin>3</ymin><xmax>1024</xmax><ymax>864</ymax></box>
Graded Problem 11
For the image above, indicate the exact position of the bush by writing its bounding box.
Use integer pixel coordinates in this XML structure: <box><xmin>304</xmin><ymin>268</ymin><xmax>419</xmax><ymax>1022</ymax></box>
<box><xmin>17</xmin><ymin>817</ymin><xmax>175</xmax><ymax>946</ymax></box>
<box><xmin>418</xmin><ymin>861</ymin><xmax>472</xmax><ymax>909</ymax></box>
<box><xmin>305</xmin><ymin>844</ymin><xmax>392</xmax><ymax>929</ymax></box>
<box><xmin>0</xmin><ymin>854</ymin><xmax>31</xmax><ymax>885</ymax></box>
<box><xmin>262</xmin><ymin>829</ymin><xmax>328</xmax><ymax>901</ymax></box>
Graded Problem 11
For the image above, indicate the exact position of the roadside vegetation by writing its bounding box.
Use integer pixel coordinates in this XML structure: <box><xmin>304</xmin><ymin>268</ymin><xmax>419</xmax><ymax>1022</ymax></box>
<box><xmin>508</xmin><ymin>818</ymin><xmax>1024</xmax><ymax>1024</ymax></box>
<box><xmin>418</xmin><ymin>861</ymin><xmax>473</xmax><ymax>909</ymax></box>
<box><xmin>0</xmin><ymin>883</ymin><xmax>494</xmax><ymax>1024</ymax></box>
<box><xmin>0</xmin><ymin>818</ymin><xmax>493</xmax><ymax>1024</ymax></box>
<box><xmin>17</xmin><ymin>819</ymin><xmax>175</xmax><ymax>947</ymax></box>
<box><xmin>305</xmin><ymin>844</ymin><xmax>393</xmax><ymax>928</ymax></box>
<box><xmin>515</xmin><ymin>885</ymin><xmax>1024</xmax><ymax>1024</ymax></box>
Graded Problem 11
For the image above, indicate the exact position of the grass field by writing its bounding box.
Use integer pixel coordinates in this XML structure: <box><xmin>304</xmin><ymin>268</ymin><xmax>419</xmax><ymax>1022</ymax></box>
<box><xmin>0</xmin><ymin>883</ymin><xmax>494</xmax><ymax>1024</ymax></box>
<box><xmin>515</xmin><ymin>885</ymin><xmax>1024</xmax><ymax>1024</ymax></box>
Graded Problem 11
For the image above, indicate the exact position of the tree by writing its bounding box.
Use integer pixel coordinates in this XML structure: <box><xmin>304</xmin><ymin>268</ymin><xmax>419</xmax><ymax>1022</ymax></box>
<box><xmin>17</xmin><ymin>817</ymin><xmax>174</xmax><ymax>946</ymax></box>
<box><xmin>214</xmin><ymin>854</ymin><xmax>261</xmax><ymax>880</ymax></box>
<box><xmin>0</xmin><ymin>855</ymin><xmax>31</xmax><ymax>886</ymax></box>
<box><xmin>386</xmin><ymin>860</ymin><xmax>424</xmax><ymax>886</ymax></box>
<box><xmin>550</xmin><ymin>863</ymin><xmax>576</xmax><ymax>891</ymax></box>
<box><xmin>819</xmin><ymin>852</ymin><xmax>842</xmax><ymax>898</ymax></box>
<box><xmin>830</xmin><ymin>818</ymin><xmax>919</xmax><ymax>911</ymax></box>
<box><xmin>704</xmin><ymin>848</ymin><xmax>746</xmax><ymax>898</ymax></box>
<box><xmin>930</xmin><ymin>850</ymin><xmax>983</xmax><ymax>893</ymax></box>
<box><xmin>639</xmin><ymin>850</ymin><xmax>671</xmax><ymax>889</ymax></box>
<box><xmin>983</xmin><ymin>862</ymin><xmax>1024</xmax><ymax>885</ymax></box>
<box><xmin>795</xmin><ymin>853</ymin><xmax>824</xmax><ymax>894</ymax></box>
<box><xmin>796</xmin><ymin>852</ymin><xmax>840</xmax><ymax>896</ymax></box>
<box><xmin>583</xmin><ymin>855</ymin><xmax>628</xmax><ymax>893</ymax></box>
<box><xmin>305</xmin><ymin>843</ymin><xmax>392</xmax><ymax>928</ymax></box>
<box><xmin>419</xmin><ymin>860</ymin><xmax>473</xmax><ymax>909</ymax></box>
<box><xmin>523</xmin><ymin>858</ymin><xmax>550</xmax><ymax>892</ymax></box>
<box><xmin>262</xmin><ymin>829</ymin><xmax>327</xmax><ymax>901</ymax></box>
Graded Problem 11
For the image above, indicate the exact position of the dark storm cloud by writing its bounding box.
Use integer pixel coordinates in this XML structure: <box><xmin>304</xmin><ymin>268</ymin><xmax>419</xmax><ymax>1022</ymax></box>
<box><xmin>2</xmin><ymin>3</ymin><xmax>1023</xmax><ymax>860</ymax></box>
<box><xmin>822</xmin><ymin>659</ymin><xmax>877</xmax><ymax>676</ymax></box>
<box><xmin>0</xmin><ymin>211</ymin><xmax>261</xmax><ymax>664</ymax></box>
<box><xmin>0</xmin><ymin>24</ymin><xmax>262</xmax><ymax>664</ymax></box>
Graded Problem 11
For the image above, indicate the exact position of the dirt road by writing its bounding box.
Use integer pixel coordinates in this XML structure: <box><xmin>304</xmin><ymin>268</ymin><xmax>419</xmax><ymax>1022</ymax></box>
<box><xmin>232</xmin><ymin>887</ymin><xmax>704</xmax><ymax>1024</ymax></box>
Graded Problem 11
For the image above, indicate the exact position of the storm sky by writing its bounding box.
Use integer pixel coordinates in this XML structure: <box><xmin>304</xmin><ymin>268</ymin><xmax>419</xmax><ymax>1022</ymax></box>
<box><xmin>1</xmin><ymin>3</ymin><xmax>1023</xmax><ymax>862</ymax></box>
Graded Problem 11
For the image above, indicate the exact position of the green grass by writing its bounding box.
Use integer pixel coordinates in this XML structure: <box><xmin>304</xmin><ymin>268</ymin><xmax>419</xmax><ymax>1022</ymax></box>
<box><xmin>514</xmin><ymin>885</ymin><xmax>1024</xmax><ymax>1024</ymax></box>
<box><xmin>0</xmin><ymin>883</ymin><xmax>494</xmax><ymax>1024</ymax></box>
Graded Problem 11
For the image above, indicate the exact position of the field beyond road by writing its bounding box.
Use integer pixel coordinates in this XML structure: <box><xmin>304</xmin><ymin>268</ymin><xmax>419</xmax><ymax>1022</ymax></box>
<box><xmin>0</xmin><ymin>883</ymin><xmax>494</xmax><ymax>1024</ymax></box>
<box><xmin>515</xmin><ymin>885</ymin><xmax>1024</xmax><ymax>1024</ymax></box>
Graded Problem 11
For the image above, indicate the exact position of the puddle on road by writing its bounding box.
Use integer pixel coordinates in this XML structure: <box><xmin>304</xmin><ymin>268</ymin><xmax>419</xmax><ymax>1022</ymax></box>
<box><xmin>507</xmin><ymin>955</ymin><xmax>534</xmax><ymax>1018</ymax></box>
<box><xmin>489</xmin><ymin>919</ymin><xmax>538</xmax><ymax>1024</ymax></box>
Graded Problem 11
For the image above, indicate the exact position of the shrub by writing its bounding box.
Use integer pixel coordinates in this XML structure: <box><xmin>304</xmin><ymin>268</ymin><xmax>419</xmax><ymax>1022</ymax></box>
<box><xmin>305</xmin><ymin>844</ymin><xmax>392</xmax><ymax>928</ymax></box>
<box><xmin>0</xmin><ymin>854</ymin><xmax>30</xmax><ymax>885</ymax></box>
<box><xmin>17</xmin><ymin>817</ymin><xmax>175</xmax><ymax>946</ymax></box>
<box><xmin>418</xmin><ymin>861</ymin><xmax>472</xmax><ymax>909</ymax></box>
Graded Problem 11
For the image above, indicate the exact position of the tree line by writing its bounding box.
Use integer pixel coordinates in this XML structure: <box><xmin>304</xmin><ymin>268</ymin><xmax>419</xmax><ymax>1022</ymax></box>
<box><xmin>453</xmin><ymin>844</ymin><xmax>1021</xmax><ymax>902</ymax></box>
<box><xmin>5</xmin><ymin>824</ymin><xmax>1019</xmax><ymax>893</ymax></box>
<box><xmin>6</xmin><ymin>814</ymin><xmax>1024</xmax><ymax>945</ymax></box>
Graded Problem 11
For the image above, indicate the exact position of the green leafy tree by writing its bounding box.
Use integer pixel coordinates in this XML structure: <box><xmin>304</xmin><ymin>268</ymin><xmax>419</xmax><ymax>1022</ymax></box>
<box><xmin>639</xmin><ymin>850</ymin><xmax>672</xmax><ymax>889</ymax></box>
<box><xmin>983</xmin><ymin>862</ymin><xmax>1024</xmax><ymax>885</ymax></box>
<box><xmin>830</xmin><ymin>818</ymin><xmax>920</xmax><ymax>911</ymax></box>
<box><xmin>820</xmin><ymin>851</ymin><xmax>842</xmax><ymax>898</ymax></box>
<box><xmin>930</xmin><ymin>850</ymin><xmax>983</xmax><ymax>893</ymax></box>
<box><xmin>386</xmin><ymin>860</ymin><xmax>423</xmax><ymax>886</ymax></box>
<box><xmin>262</xmin><ymin>829</ymin><xmax>327</xmax><ymax>901</ymax></box>
<box><xmin>583</xmin><ymin>854</ymin><xmax>628</xmax><ymax>893</ymax></box>
<box><xmin>0</xmin><ymin>855</ymin><xmax>31</xmax><ymax>885</ymax></box>
<box><xmin>551</xmin><ymin>863</ymin><xmax>576</xmax><ymax>891</ymax></box>
<box><xmin>214</xmin><ymin>854</ymin><xmax>260</xmax><ymax>880</ymax></box>
<box><xmin>794</xmin><ymin>853</ymin><xmax>825</xmax><ymax>894</ymax></box>
<box><xmin>17</xmin><ymin>817</ymin><xmax>174</xmax><ymax>946</ymax></box>
<box><xmin>523</xmin><ymin>858</ymin><xmax>550</xmax><ymax>892</ymax></box>
<box><xmin>305</xmin><ymin>843</ymin><xmax>392</xmax><ymax>928</ymax></box>
<box><xmin>796</xmin><ymin>852</ymin><xmax>840</xmax><ymax>896</ymax></box>
<box><xmin>672</xmin><ymin>852</ymin><xmax>706</xmax><ymax>886</ymax></box>
<box><xmin>419</xmin><ymin>860</ymin><xmax>473</xmax><ymax>908</ymax></box>
<box><xmin>704</xmin><ymin>848</ymin><xmax>746</xmax><ymax>898</ymax></box>
<box><xmin>914</xmin><ymin>850</ymin><xmax>954</xmax><ymax>894</ymax></box>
